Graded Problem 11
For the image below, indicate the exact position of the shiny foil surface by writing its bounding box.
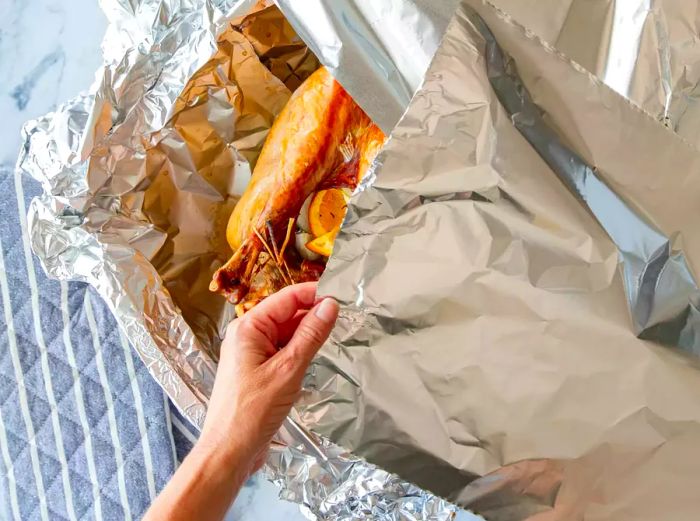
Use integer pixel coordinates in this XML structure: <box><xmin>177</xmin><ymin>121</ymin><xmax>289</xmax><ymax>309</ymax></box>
<box><xmin>17</xmin><ymin>0</ymin><xmax>700</xmax><ymax>519</ymax></box>
<box><xmin>489</xmin><ymin>0</ymin><xmax>700</xmax><ymax>144</ymax></box>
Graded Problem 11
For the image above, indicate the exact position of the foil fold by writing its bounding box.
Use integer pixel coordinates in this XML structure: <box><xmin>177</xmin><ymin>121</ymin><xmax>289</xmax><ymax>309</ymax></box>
<box><xmin>486</xmin><ymin>0</ymin><xmax>700</xmax><ymax>143</ymax></box>
<box><xmin>282</xmin><ymin>0</ymin><xmax>700</xmax><ymax>147</ymax></box>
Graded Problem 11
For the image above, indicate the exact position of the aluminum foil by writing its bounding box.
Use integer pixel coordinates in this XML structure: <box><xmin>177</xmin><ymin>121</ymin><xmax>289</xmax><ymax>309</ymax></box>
<box><xmin>280</xmin><ymin>0</ymin><xmax>700</xmax><ymax>146</ymax></box>
<box><xmin>297</xmin><ymin>1</ymin><xmax>700</xmax><ymax>519</ymax></box>
<box><xmin>486</xmin><ymin>0</ymin><xmax>700</xmax><ymax>143</ymax></box>
<box><xmin>274</xmin><ymin>0</ymin><xmax>459</xmax><ymax>134</ymax></box>
<box><xmin>17</xmin><ymin>0</ymin><xmax>459</xmax><ymax>519</ymax></box>
<box><xmin>17</xmin><ymin>0</ymin><xmax>700</xmax><ymax>519</ymax></box>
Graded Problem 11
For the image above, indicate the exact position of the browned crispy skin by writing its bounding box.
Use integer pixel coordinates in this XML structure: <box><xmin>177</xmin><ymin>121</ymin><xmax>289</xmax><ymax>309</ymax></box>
<box><xmin>211</xmin><ymin>66</ymin><xmax>385</xmax><ymax>306</ymax></box>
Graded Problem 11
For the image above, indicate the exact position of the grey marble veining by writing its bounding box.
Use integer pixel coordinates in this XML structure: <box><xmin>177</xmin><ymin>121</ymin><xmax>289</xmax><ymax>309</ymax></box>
<box><xmin>0</xmin><ymin>0</ymin><xmax>103</xmax><ymax>166</ymax></box>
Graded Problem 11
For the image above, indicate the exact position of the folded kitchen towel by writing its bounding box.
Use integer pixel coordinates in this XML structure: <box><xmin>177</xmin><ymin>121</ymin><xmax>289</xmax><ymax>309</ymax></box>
<box><xmin>0</xmin><ymin>164</ymin><xmax>185</xmax><ymax>520</ymax></box>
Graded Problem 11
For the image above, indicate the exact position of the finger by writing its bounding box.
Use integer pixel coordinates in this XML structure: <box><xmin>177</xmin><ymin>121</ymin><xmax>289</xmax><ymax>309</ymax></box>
<box><xmin>254</xmin><ymin>282</ymin><xmax>318</xmax><ymax>322</ymax></box>
<box><xmin>277</xmin><ymin>310</ymin><xmax>308</xmax><ymax>346</ymax></box>
<box><xmin>274</xmin><ymin>297</ymin><xmax>339</xmax><ymax>378</ymax></box>
<box><xmin>275</xmin><ymin>290</ymin><xmax>337</xmax><ymax>345</ymax></box>
<box><xmin>231</xmin><ymin>282</ymin><xmax>318</xmax><ymax>346</ymax></box>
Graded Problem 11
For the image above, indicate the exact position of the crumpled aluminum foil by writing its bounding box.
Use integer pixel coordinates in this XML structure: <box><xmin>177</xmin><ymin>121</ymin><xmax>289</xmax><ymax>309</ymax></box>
<box><xmin>295</xmin><ymin>1</ymin><xmax>700</xmax><ymax>519</ymax></box>
<box><xmin>17</xmin><ymin>0</ymin><xmax>700</xmax><ymax>519</ymax></box>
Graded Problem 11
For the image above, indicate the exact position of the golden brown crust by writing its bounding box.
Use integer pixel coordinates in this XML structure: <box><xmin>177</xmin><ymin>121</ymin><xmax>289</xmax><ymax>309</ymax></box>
<box><xmin>226</xmin><ymin>67</ymin><xmax>362</xmax><ymax>250</ymax></box>
<box><xmin>211</xmin><ymin>66</ymin><xmax>385</xmax><ymax>307</ymax></box>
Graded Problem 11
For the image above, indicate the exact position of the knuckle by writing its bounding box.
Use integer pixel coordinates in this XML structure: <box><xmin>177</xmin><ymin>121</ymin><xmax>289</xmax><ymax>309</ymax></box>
<box><xmin>276</xmin><ymin>354</ymin><xmax>299</xmax><ymax>375</ymax></box>
<box><xmin>236</xmin><ymin>314</ymin><xmax>266</xmax><ymax>339</ymax></box>
<box><xmin>295</xmin><ymin>322</ymin><xmax>325</xmax><ymax>347</ymax></box>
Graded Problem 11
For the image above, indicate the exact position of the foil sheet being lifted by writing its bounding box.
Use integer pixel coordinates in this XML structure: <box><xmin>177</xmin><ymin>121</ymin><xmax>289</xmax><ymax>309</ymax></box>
<box><xmin>17</xmin><ymin>0</ymin><xmax>700</xmax><ymax>519</ymax></box>
<box><xmin>298</xmin><ymin>1</ymin><xmax>700</xmax><ymax>519</ymax></box>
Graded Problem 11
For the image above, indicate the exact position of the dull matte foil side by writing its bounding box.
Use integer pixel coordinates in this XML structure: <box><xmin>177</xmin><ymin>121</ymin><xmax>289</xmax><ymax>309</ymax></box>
<box><xmin>302</xmin><ymin>1</ymin><xmax>700</xmax><ymax>519</ymax></box>
<box><xmin>18</xmin><ymin>0</ymin><xmax>460</xmax><ymax>519</ymax></box>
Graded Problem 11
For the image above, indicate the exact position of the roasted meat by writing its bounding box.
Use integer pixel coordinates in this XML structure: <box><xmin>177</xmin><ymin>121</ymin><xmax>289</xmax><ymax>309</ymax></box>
<box><xmin>210</xmin><ymin>66</ymin><xmax>385</xmax><ymax>314</ymax></box>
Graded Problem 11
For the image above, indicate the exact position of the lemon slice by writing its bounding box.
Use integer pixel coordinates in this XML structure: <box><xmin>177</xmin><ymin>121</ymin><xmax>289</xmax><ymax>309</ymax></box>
<box><xmin>295</xmin><ymin>231</ymin><xmax>321</xmax><ymax>261</ymax></box>
<box><xmin>306</xmin><ymin>228</ymin><xmax>340</xmax><ymax>257</ymax></box>
<box><xmin>308</xmin><ymin>188</ymin><xmax>347</xmax><ymax>238</ymax></box>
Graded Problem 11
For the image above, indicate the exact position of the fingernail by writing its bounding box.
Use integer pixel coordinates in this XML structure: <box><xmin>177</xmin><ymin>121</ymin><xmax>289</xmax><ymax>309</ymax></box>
<box><xmin>315</xmin><ymin>298</ymin><xmax>338</xmax><ymax>322</ymax></box>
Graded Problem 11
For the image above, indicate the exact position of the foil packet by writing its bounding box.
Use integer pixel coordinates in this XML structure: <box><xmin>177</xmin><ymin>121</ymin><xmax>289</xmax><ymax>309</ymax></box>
<box><xmin>17</xmin><ymin>0</ymin><xmax>700</xmax><ymax>520</ymax></box>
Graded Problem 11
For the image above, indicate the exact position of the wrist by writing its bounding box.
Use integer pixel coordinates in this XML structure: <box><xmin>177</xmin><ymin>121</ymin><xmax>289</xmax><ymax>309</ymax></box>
<box><xmin>193</xmin><ymin>431</ymin><xmax>256</xmax><ymax>479</ymax></box>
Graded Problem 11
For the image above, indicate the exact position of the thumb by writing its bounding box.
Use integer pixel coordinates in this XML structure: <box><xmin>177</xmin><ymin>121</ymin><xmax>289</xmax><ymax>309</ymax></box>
<box><xmin>276</xmin><ymin>298</ymin><xmax>339</xmax><ymax>379</ymax></box>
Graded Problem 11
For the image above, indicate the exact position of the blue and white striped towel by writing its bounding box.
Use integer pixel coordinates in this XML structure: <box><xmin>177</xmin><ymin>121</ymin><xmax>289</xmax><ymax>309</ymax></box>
<box><xmin>0</xmin><ymin>163</ymin><xmax>307</xmax><ymax>521</ymax></box>
<box><xmin>0</xmin><ymin>164</ymin><xmax>199</xmax><ymax>520</ymax></box>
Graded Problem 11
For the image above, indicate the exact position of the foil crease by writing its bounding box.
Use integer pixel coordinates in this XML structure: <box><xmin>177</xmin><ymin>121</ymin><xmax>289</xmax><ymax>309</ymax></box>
<box><xmin>301</xmin><ymin>1</ymin><xmax>700</xmax><ymax>520</ymax></box>
<box><xmin>17</xmin><ymin>0</ymin><xmax>458</xmax><ymax>519</ymax></box>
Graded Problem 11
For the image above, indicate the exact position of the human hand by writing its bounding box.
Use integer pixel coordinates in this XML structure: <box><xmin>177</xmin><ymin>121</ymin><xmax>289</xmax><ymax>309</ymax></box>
<box><xmin>198</xmin><ymin>282</ymin><xmax>339</xmax><ymax>476</ymax></box>
<box><xmin>144</xmin><ymin>283</ymin><xmax>338</xmax><ymax>521</ymax></box>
